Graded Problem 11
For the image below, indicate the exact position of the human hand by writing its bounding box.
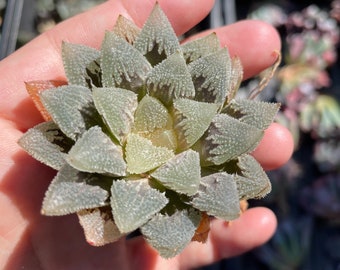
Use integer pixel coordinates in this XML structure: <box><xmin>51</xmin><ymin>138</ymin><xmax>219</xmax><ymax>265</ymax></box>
<box><xmin>0</xmin><ymin>0</ymin><xmax>294</xmax><ymax>269</ymax></box>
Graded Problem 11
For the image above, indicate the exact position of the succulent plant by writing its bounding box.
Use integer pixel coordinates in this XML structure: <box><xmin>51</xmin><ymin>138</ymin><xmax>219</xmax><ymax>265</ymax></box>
<box><xmin>18</xmin><ymin>4</ymin><xmax>280</xmax><ymax>258</ymax></box>
<box><xmin>300</xmin><ymin>94</ymin><xmax>340</xmax><ymax>138</ymax></box>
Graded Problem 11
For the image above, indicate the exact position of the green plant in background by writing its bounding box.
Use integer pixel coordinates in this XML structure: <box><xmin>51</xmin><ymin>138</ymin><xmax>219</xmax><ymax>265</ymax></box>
<box><xmin>18</xmin><ymin>4</ymin><xmax>280</xmax><ymax>258</ymax></box>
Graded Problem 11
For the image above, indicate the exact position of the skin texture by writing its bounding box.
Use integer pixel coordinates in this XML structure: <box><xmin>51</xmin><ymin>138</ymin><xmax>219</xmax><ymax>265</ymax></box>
<box><xmin>0</xmin><ymin>0</ymin><xmax>294</xmax><ymax>269</ymax></box>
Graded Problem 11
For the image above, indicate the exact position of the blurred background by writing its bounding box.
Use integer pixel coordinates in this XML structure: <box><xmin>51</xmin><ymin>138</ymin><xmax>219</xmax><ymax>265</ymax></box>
<box><xmin>1</xmin><ymin>1</ymin><xmax>339</xmax><ymax>269</ymax></box>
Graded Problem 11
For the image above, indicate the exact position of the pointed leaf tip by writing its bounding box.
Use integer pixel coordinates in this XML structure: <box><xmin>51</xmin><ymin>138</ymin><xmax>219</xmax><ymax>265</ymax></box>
<box><xmin>62</xmin><ymin>42</ymin><xmax>100</xmax><ymax>87</ymax></box>
<box><xmin>224</xmin><ymin>99</ymin><xmax>280</xmax><ymax>129</ymax></box>
<box><xmin>182</xmin><ymin>33</ymin><xmax>221</xmax><ymax>63</ymax></box>
<box><xmin>134</xmin><ymin>3</ymin><xmax>180</xmax><ymax>65</ymax></box>
<box><xmin>235</xmin><ymin>155</ymin><xmax>271</xmax><ymax>200</ymax></box>
<box><xmin>125</xmin><ymin>133</ymin><xmax>174</xmax><ymax>174</ymax></box>
<box><xmin>25</xmin><ymin>80</ymin><xmax>67</xmax><ymax>121</ymax></box>
<box><xmin>146</xmin><ymin>51</ymin><xmax>195</xmax><ymax>105</ymax></box>
<box><xmin>67</xmin><ymin>126</ymin><xmax>126</xmax><ymax>176</ymax></box>
<box><xmin>201</xmin><ymin>114</ymin><xmax>264</xmax><ymax>165</ymax></box>
<box><xmin>93</xmin><ymin>87</ymin><xmax>138</xmax><ymax>143</ymax></box>
<box><xmin>189</xmin><ymin>48</ymin><xmax>232</xmax><ymax>104</ymax></box>
<box><xmin>173</xmin><ymin>98</ymin><xmax>218</xmax><ymax>149</ymax></box>
<box><xmin>39</xmin><ymin>85</ymin><xmax>96</xmax><ymax>141</ymax></box>
<box><xmin>110</xmin><ymin>179</ymin><xmax>168</xmax><ymax>233</ymax></box>
<box><xmin>113</xmin><ymin>15</ymin><xmax>141</xmax><ymax>44</ymax></box>
<box><xmin>78</xmin><ymin>207</ymin><xmax>124</xmax><ymax>246</ymax></box>
<box><xmin>18</xmin><ymin>121</ymin><xmax>70</xmax><ymax>170</ymax></box>
<box><xmin>192</xmin><ymin>172</ymin><xmax>240</xmax><ymax>221</ymax></box>
<box><xmin>141</xmin><ymin>210</ymin><xmax>201</xmax><ymax>258</ymax></box>
<box><xmin>151</xmin><ymin>149</ymin><xmax>201</xmax><ymax>195</ymax></box>
<box><xmin>133</xmin><ymin>95</ymin><xmax>171</xmax><ymax>133</ymax></box>
<box><xmin>101</xmin><ymin>31</ymin><xmax>152</xmax><ymax>90</ymax></box>
<box><xmin>42</xmin><ymin>165</ymin><xmax>109</xmax><ymax>216</ymax></box>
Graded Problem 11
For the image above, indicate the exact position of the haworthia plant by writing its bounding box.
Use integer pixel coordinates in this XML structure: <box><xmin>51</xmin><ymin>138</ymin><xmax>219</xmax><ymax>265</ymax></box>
<box><xmin>18</xmin><ymin>3</ymin><xmax>280</xmax><ymax>258</ymax></box>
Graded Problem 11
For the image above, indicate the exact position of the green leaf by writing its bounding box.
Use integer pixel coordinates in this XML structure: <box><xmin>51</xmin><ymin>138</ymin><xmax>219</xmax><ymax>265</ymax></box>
<box><xmin>235</xmin><ymin>155</ymin><xmax>271</xmax><ymax>200</ymax></box>
<box><xmin>93</xmin><ymin>87</ymin><xmax>138</xmax><ymax>143</ymax></box>
<box><xmin>201</xmin><ymin>114</ymin><xmax>264</xmax><ymax>165</ymax></box>
<box><xmin>125</xmin><ymin>133</ymin><xmax>174</xmax><ymax>174</ymax></box>
<box><xmin>182</xmin><ymin>33</ymin><xmax>220</xmax><ymax>63</ymax></box>
<box><xmin>67</xmin><ymin>126</ymin><xmax>126</xmax><ymax>176</ymax></box>
<box><xmin>141</xmin><ymin>210</ymin><xmax>201</xmax><ymax>258</ymax></box>
<box><xmin>151</xmin><ymin>149</ymin><xmax>201</xmax><ymax>195</ymax></box>
<box><xmin>39</xmin><ymin>85</ymin><xmax>96</xmax><ymax>141</ymax></box>
<box><xmin>101</xmin><ymin>31</ymin><xmax>152</xmax><ymax>90</ymax></box>
<box><xmin>18</xmin><ymin>121</ymin><xmax>70</xmax><ymax>170</ymax></box>
<box><xmin>133</xmin><ymin>95</ymin><xmax>172</xmax><ymax>133</ymax></box>
<box><xmin>189</xmin><ymin>48</ymin><xmax>232</xmax><ymax>104</ymax></box>
<box><xmin>110</xmin><ymin>179</ymin><xmax>168</xmax><ymax>233</ymax></box>
<box><xmin>134</xmin><ymin>3</ymin><xmax>181</xmax><ymax>66</ymax></box>
<box><xmin>132</xmin><ymin>96</ymin><xmax>176</xmax><ymax>150</ymax></box>
<box><xmin>192</xmin><ymin>172</ymin><xmax>240</xmax><ymax>220</ymax></box>
<box><xmin>62</xmin><ymin>42</ymin><xmax>100</xmax><ymax>87</ymax></box>
<box><xmin>113</xmin><ymin>15</ymin><xmax>141</xmax><ymax>44</ymax></box>
<box><xmin>173</xmin><ymin>98</ymin><xmax>218</xmax><ymax>149</ymax></box>
<box><xmin>142</xmin><ymin>129</ymin><xmax>177</xmax><ymax>150</ymax></box>
<box><xmin>223</xmin><ymin>99</ymin><xmax>280</xmax><ymax>129</ymax></box>
<box><xmin>146</xmin><ymin>51</ymin><xmax>195</xmax><ymax>105</ymax></box>
<box><xmin>77</xmin><ymin>207</ymin><xmax>124</xmax><ymax>246</ymax></box>
<box><xmin>41</xmin><ymin>165</ymin><xmax>109</xmax><ymax>216</ymax></box>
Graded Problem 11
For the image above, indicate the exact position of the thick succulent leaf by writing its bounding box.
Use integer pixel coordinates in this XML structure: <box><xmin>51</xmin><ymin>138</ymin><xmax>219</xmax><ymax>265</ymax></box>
<box><xmin>182</xmin><ymin>33</ymin><xmax>220</xmax><ymax>63</ymax></box>
<box><xmin>125</xmin><ymin>133</ymin><xmax>174</xmax><ymax>174</ymax></box>
<box><xmin>143</xmin><ymin>129</ymin><xmax>177</xmax><ymax>150</ymax></box>
<box><xmin>25</xmin><ymin>80</ymin><xmax>67</xmax><ymax>121</ymax></box>
<box><xmin>41</xmin><ymin>165</ymin><xmax>109</xmax><ymax>216</ymax></box>
<box><xmin>67</xmin><ymin>126</ymin><xmax>126</xmax><ymax>176</ymax></box>
<box><xmin>39</xmin><ymin>85</ymin><xmax>96</xmax><ymax>141</ymax></box>
<box><xmin>192</xmin><ymin>172</ymin><xmax>240</xmax><ymax>220</ymax></box>
<box><xmin>201</xmin><ymin>114</ymin><xmax>264</xmax><ymax>165</ymax></box>
<box><xmin>18</xmin><ymin>121</ymin><xmax>70</xmax><ymax>170</ymax></box>
<box><xmin>101</xmin><ymin>31</ymin><xmax>152</xmax><ymax>90</ymax></box>
<box><xmin>62</xmin><ymin>42</ymin><xmax>100</xmax><ymax>87</ymax></box>
<box><xmin>77</xmin><ymin>207</ymin><xmax>124</xmax><ymax>246</ymax></box>
<box><xmin>133</xmin><ymin>95</ymin><xmax>172</xmax><ymax>133</ymax></box>
<box><xmin>134</xmin><ymin>3</ymin><xmax>181</xmax><ymax>66</ymax></box>
<box><xmin>173</xmin><ymin>98</ymin><xmax>218</xmax><ymax>149</ymax></box>
<box><xmin>151</xmin><ymin>149</ymin><xmax>201</xmax><ymax>196</ymax></box>
<box><xmin>141</xmin><ymin>210</ymin><xmax>201</xmax><ymax>258</ymax></box>
<box><xmin>223</xmin><ymin>99</ymin><xmax>280</xmax><ymax>129</ymax></box>
<box><xmin>93</xmin><ymin>87</ymin><xmax>138</xmax><ymax>143</ymax></box>
<box><xmin>189</xmin><ymin>48</ymin><xmax>232</xmax><ymax>104</ymax></box>
<box><xmin>235</xmin><ymin>155</ymin><xmax>271</xmax><ymax>200</ymax></box>
<box><xmin>113</xmin><ymin>15</ymin><xmax>141</xmax><ymax>44</ymax></box>
<box><xmin>146</xmin><ymin>51</ymin><xmax>195</xmax><ymax>105</ymax></box>
<box><xmin>110</xmin><ymin>179</ymin><xmax>168</xmax><ymax>233</ymax></box>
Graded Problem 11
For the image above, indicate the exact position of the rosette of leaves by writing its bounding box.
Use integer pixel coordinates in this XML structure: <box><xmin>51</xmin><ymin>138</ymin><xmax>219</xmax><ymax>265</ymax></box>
<box><xmin>19</xmin><ymin>4</ymin><xmax>280</xmax><ymax>258</ymax></box>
